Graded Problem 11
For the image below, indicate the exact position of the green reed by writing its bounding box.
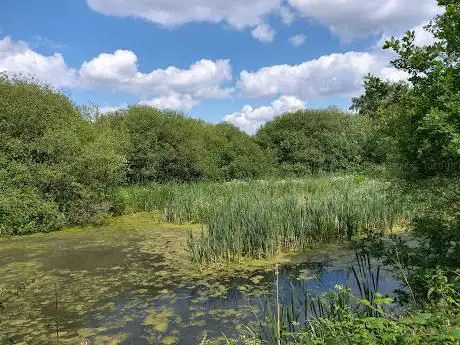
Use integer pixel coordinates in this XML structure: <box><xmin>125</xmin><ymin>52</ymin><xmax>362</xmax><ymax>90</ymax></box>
<box><xmin>114</xmin><ymin>176</ymin><xmax>400</xmax><ymax>263</ymax></box>
<box><xmin>187</xmin><ymin>178</ymin><xmax>399</xmax><ymax>264</ymax></box>
<box><xmin>257</xmin><ymin>253</ymin><xmax>384</xmax><ymax>344</ymax></box>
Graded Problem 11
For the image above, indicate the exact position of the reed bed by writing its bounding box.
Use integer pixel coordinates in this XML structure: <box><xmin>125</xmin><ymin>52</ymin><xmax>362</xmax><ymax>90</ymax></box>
<box><xmin>114</xmin><ymin>176</ymin><xmax>400</xmax><ymax>263</ymax></box>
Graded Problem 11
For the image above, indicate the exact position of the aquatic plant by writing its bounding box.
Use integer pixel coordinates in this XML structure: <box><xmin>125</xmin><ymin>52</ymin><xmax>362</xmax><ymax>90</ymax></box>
<box><xmin>183</xmin><ymin>177</ymin><xmax>400</xmax><ymax>263</ymax></box>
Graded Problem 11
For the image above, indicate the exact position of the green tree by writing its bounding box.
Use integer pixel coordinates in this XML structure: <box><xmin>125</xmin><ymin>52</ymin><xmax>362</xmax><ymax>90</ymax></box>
<box><xmin>256</xmin><ymin>109</ymin><xmax>370</xmax><ymax>175</ymax></box>
<box><xmin>109</xmin><ymin>105</ymin><xmax>271</xmax><ymax>183</ymax></box>
<box><xmin>381</xmin><ymin>0</ymin><xmax>460</xmax><ymax>176</ymax></box>
<box><xmin>0</xmin><ymin>75</ymin><xmax>126</xmax><ymax>234</ymax></box>
<box><xmin>350</xmin><ymin>74</ymin><xmax>409</xmax><ymax>118</ymax></box>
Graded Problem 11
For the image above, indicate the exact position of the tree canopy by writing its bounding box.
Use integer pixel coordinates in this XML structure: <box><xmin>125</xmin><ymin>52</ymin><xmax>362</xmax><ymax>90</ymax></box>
<box><xmin>256</xmin><ymin>109</ymin><xmax>370</xmax><ymax>175</ymax></box>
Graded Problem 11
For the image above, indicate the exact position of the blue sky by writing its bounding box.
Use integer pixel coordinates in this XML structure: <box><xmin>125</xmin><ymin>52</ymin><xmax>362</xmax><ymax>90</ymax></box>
<box><xmin>1</xmin><ymin>0</ymin><xmax>439</xmax><ymax>132</ymax></box>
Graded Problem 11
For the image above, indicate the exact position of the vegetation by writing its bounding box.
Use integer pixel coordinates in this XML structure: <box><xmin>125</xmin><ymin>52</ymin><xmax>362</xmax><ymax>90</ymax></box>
<box><xmin>1</xmin><ymin>0</ymin><xmax>459</xmax><ymax>344</ymax></box>
<box><xmin>222</xmin><ymin>2</ymin><xmax>460</xmax><ymax>343</ymax></box>
<box><xmin>103</xmin><ymin>106</ymin><xmax>273</xmax><ymax>183</ymax></box>
<box><xmin>352</xmin><ymin>0</ymin><xmax>460</xmax><ymax>177</ymax></box>
<box><xmin>224</xmin><ymin>183</ymin><xmax>460</xmax><ymax>345</ymax></box>
<box><xmin>0</xmin><ymin>74</ymin><xmax>126</xmax><ymax>235</ymax></box>
<box><xmin>185</xmin><ymin>177</ymin><xmax>400</xmax><ymax>264</ymax></box>
<box><xmin>256</xmin><ymin>108</ymin><xmax>371</xmax><ymax>176</ymax></box>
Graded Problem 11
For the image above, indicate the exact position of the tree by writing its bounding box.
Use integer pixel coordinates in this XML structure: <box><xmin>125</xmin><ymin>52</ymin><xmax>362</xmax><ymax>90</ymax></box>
<box><xmin>256</xmin><ymin>109</ymin><xmax>370</xmax><ymax>175</ymax></box>
<box><xmin>350</xmin><ymin>74</ymin><xmax>409</xmax><ymax>118</ymax></box>
<box><xmin>381</xmin><ymin>0</ymin><xmax>460</xmax><ymax>176</ymax></box>
<box><xmin>109</xmin><ymin>105</ymin><xmax>271</xmax><ymax>183</ymax></box>
<box><xmin>0</xmin><ymin>75</ymin><xmax>126</xmax><ymax>234</ymax></box>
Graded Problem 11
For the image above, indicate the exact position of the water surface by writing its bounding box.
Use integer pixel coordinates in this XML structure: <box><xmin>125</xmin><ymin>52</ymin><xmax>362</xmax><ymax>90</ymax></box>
<box><xmin>0</xmin><ymin>214</ymin><xmax>400</xmax><ymax>344</ymax></box>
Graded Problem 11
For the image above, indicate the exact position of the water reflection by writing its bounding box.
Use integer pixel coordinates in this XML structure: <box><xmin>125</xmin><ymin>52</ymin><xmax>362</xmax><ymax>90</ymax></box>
<box><xmin>94</xmin><ymin>259</ymin><xmax>400</xmax><ymax>344</ymax></box>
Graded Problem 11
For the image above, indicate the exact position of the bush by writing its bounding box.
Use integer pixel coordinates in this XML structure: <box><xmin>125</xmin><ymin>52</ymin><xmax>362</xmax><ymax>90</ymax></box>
<box><xmin>0</xmin><ymin>188</ymin><xmax>65</xmax><ymax>235</ymax></box>
<box><xmin>101</xmin><ymin>106</ymin><xmax>272</xmax><ymax>183</ymax></box>
<box><xmin>256</xmin><ymin>109</ymin><xmax>370</xmax><ymax>176</ymax></box>
<box><xmin>0</xmin><ymin>75</ymin><xmax>126</xmax><ymax>234</ymax></box>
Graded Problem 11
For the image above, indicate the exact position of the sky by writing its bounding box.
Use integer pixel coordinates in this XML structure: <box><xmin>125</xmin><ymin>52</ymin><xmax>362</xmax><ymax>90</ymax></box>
<box><xmin>0</xmin><ymin>0</ymin><xmax>440</xmax><ymax>133</ymax></box>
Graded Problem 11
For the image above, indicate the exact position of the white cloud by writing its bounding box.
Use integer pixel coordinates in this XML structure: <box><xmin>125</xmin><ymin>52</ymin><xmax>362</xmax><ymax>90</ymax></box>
<box><xmin>79</xmin><ymin>49</ymin><xmax>138</xmax><ymax>88</ymax></box>
<box><xmin>99</xmin><ymin>104</ymin><xmax>128</xmax><ymax>114</ymax></box>
<box><xmin>237</xmin><ymin>50</ymin><xmax>407</xmax><ymax>99</ymax></box>
<box><xmin>224</xmin><ymin>95</ymin><xmax>306</xmax><ymax>133</ymax></box>
<box><xmin>251</xmin><ymin>23</ymin><xmax>276</xmax><ymax>43</ymax></box>
<box><xmin>99</xmin><ymin>93</ymin><xmax>197</xmax><ymax>114</ymax></box>
<box><xmin>0</xmin><ymin>36</ymin><xmax>233</xmax><ymax>112</ymax></box>
<box><xmin>79</xmin><ymin>50</ymin><xmax>233</xmax><ymax>101</ymax></box>
<box><xmin>288</xmin><ymin>0</ymin><xmax>439</xmax><ymax>40</ymax></box>
<box><xmin>376</xmin><ymin>21</ymin><xmax>437</xmax><ymax>49</ymax></box>
<box><xmin>139</xmin><ymin>93</ymin><xmax>198</xmax><ymax>112</ymax></box>
<box><xmin>411</xmin><ymin>22</ymin><xmax>438</xmax><ymax>46</ymax></box>
<box><xmin>86</xmin><ymin>0</ymin><xmax>281</xmax><ymax>29</ymax></box>
<box><xmin>0</xmin><ymin>36</ymin><xmax>76</xmax><ymax>87</ymax></box>
<box><xmin>279</xmin><ymin>6</ymin><xmax>295</xmax><ymax>25</ymax></box>
<box><xmin>86</xmin><ymin>0</ymin><xmax>441</xmax><ymax>43</ymax></box>
<box><xmin>289</xmin><ymin>34</ymin><xmax>306</xmax><ymax>46</ymax></box>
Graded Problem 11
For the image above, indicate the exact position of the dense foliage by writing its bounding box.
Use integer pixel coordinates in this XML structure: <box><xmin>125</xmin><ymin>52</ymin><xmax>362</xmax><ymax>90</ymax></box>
<box><xmin>256</xmin><ymin>108</ymin><xmax>370</xmax><ymax>175</ymax></box>
<box><xmin>105</xmin><ymin>106</ymin><xmax>272</xmax><ymax>183</ymax></box>
<box><xmin>0</xmin><ymin>77</ymin><xmax>376</xmax><ymax>235</ymax></box>
<box><xmin>354</xmin><ymin>0</ymin><xmax>460</xmax><ymax>177</ymax></box>
<box><xmin>185</xmin><ymin>177</ymin><xmax>399</xmax><ymax>264</ymax></box>
<box><xmin>0</xmin><ymin>75</ymin><xmax>125</xmax><ymax>235</ymax></box>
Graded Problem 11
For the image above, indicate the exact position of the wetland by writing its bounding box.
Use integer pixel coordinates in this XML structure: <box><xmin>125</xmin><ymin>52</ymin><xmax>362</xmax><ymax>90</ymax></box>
<box><xmin>0</xmin><ymin>213</ymin><xmax>400</xmax><ymax>345</ymax></box>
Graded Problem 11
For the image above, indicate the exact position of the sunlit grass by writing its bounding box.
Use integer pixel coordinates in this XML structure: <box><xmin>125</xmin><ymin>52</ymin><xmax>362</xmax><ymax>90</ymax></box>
<box><xmin>115</xmin><ymin>176</ymin><xmax>401</xmax><ymax>264</ymax></box>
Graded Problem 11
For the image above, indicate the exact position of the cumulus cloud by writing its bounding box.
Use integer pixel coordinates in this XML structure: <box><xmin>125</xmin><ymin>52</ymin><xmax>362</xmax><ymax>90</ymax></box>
<box><xmin>85</xmin><ymin>0</ymin><xmax>441</xmax><ymax>43</ymax></box>
<box><xmin>99</xmin><ymin>94</ymin><xmax>197</xmax><ymax>114</ymax></box>
<box><xmin>86</xmin><ymin>0</ymin><xmax>282</xmax><ymax>30</ymax></box>
<box><xmin>0</xmin><ymin>36</ymin><xmax>233</xmax><ymax>111</ymax></box>
<box><xmin>0</xmin><ymin>36</ymin><xmax>76</xmax><ymax>87</ymax></box>
<box><xmin>375</xmin><ymin>21</ymin><xmax>438</xmax><ymax>49</ymax></box>
<box><xmin>288</xmin><ymin>0</ymin><xmax>439</xmax><ymax>40</ymax></box>
<box><xmin>79</xmin><ymin>50</ymin><xmax>233</xmax><ymax>101</ymax></box>
<box><xmin>237</xmin><ymin>50</ymin><xmax>410</xmax><ymax>99</ymax></box>
<box><xmin>224</xmin><ymin>95</ymin><xmax>306</xmax><ymax>133</ymax></box>
<box><xmin>251</xmin><ymin>23</ymin><xmax>276</xmax><ymax>43</ymax></box>
<box><xmin>86</xmin><ymin>0</ymin><xmax>441</xmax><ymax>43</ymax></box>
<box><xmin>289</xmin><ymin>34</ymin><xmax>306</xmax><ymax>46</ymax></box>
<box><xmin>139</xmin><ymin>93</ymin><xmax>198</xmax><ymax>112</ymax></box>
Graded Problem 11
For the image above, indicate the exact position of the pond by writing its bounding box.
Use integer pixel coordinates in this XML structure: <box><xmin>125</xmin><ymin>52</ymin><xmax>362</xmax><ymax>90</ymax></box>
<box><xmin>0</xmin><ymin>214</ymin><xmax>401</xmax><ymax>344</ymax></box>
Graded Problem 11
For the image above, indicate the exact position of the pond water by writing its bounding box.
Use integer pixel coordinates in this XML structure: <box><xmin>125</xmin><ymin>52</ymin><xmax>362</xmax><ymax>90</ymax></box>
<box><xmin>0</xmin><ymin>214</ymin><xmax>401</xmax><ymax>345</ymax></box>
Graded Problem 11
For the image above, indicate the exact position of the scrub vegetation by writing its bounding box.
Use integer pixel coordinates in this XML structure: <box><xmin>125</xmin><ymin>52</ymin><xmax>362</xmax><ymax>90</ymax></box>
<box><xmin>1</xmin><ymin>0</ymin><xmax>459</xmax><ymax>344</ymax></box>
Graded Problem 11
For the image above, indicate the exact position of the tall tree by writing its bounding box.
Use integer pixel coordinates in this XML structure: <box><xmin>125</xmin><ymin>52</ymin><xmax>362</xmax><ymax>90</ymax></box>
<box><xmin>382</xmin><ymin>0</ymin><xmax>460</xmax><ymax>176</ymax></box>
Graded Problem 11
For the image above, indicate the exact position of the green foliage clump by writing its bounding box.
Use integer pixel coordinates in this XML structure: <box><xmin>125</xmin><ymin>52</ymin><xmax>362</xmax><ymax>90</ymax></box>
<box><xmin>101</xmin><ymin>106</ymin><xmax>272</xmax><ymax>183</ymax></box>
<box><xmin>354</xmin><ymin>0</ymin><xmax>460</xmax><ymax>177</ymax></box>
<box><xmin>0</xmin><ymin>188</ymin><xmax>64</xmax><ymax>235</ymax></box>
<box><xmin>0</xmin><ymin>75</ymin><xmax>126</xmax><ymax>234</ymax></box>
<box><xmin>256</xmin><ymin>109</ymin><xmax>370</xmax><ymax>176</ymax></box>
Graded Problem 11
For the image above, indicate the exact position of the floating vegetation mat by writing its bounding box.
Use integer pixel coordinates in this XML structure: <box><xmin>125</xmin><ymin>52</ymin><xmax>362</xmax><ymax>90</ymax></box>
<box><xmin>0</xmin><ymin>213</ymin><xmax>400</xmax><ymax>344</ymax></box>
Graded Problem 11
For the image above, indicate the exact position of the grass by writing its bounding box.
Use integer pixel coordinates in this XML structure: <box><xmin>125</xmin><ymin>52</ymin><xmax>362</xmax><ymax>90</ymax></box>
<box><xmin>114</xmin><ymin>176</ymin><xmax>402</xmax><ymax>264</ymax></box>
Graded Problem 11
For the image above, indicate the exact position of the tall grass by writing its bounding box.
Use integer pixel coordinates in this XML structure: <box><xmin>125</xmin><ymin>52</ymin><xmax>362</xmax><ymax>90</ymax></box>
<box><xmin>113</xmin><ymin>176</ymin><xmax>401</xmax><ymax>263</ymax></box>
<box><xmin>189</xmin><ymin>179</ymin><xmax>399</xmax><ymax>263</ymax></box>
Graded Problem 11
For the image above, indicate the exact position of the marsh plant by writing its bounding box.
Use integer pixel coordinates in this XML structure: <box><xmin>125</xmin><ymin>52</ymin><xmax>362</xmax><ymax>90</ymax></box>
<box><xmin>181</xmin><ymin>177</ymin><xmax>401</xmax><ymax>264</ymax></box>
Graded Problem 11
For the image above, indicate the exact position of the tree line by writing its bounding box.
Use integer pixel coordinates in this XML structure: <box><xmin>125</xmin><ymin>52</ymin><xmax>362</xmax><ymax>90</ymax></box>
<box><xmin>1</xmin><ymin>0</ymin><xmax>458</xmax><ymax>235</ymax></box>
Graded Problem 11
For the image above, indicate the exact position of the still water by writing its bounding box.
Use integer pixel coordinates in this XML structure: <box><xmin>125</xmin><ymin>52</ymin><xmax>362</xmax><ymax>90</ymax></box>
<box><xmin>0</xmin><ymin>214</ymin><xmax>400</xmax><ymax>344</ymax></box>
